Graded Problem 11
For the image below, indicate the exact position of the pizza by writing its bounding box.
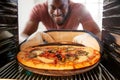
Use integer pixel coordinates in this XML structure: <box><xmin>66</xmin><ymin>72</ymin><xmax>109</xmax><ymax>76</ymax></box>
<box><xmin>17</xmin><ymin>45</ymin><xmax>101</xmax><ymax>70</ymax></box>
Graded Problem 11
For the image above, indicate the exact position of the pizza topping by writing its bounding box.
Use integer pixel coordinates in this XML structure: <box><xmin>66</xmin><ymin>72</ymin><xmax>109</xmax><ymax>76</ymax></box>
<box><xmin>31</xmin><ymin>49</ymin><xmax>44</xmax><ymax>55</ymax></box>
<box><xmin>28</xmin><ymin>53</ymin><xmax>37</xmax><ymax>58</ymax></box>
<box><xmin>75</xmin><ymin>50</ymin><xmax>89</xmax><ymax>56</ymax></box>
<box><xmin>28</xmin><ymin>49</ymin><xmax>44</xmax><ymax>58</ymax></box>
<box><xmin>17</xmin><ymin>45</ymin><xmax>101</xmax><ymax>70</ymax></box>
<box><xmin>75</xmin><ymin>56</ymin><xmax>88</xmax><ymax>62</ymax></box>
<box><xmin>47</xmin><ymin>49</ymin><xmax>57</xmax><ymax>53</ymax></box>
<box><xmin>56</xmin><ymin>54</ymin><xmax>62</xmax><ymax>61</ymax></box>
<box><xmin>65</xmin><ymin>54</ymin><xmax>77</xmax><ymax>61</ymax></box>
<box><xmin>28</xmin><ymin>46</ymin><xmax>91</xmax><ymax>63</ymax></box>
<box><xmin>37</xmin><ymin>56</ymin><xmax>55</xmax><ymax>63</ymax></box>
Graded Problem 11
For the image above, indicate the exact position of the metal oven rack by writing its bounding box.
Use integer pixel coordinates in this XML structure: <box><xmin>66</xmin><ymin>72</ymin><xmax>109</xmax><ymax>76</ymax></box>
<box><xmin>0</xmin><ymin>60</ymin><xmax>117</xmax><ymax>80</ymax></box>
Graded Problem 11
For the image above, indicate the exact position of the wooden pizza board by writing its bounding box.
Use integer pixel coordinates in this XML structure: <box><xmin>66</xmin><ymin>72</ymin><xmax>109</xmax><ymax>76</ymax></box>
<box><xmin>18</xmin><ymin>61</ymin><xmax>100</xmax><ymax>76</ymax></box>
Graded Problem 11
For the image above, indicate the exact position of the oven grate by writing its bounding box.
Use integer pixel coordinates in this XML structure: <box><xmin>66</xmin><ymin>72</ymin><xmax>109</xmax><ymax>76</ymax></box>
<box><xmin>0</xmin><ymin>60</ymin><xmax>117</xmax><ymax>80</ymax></box>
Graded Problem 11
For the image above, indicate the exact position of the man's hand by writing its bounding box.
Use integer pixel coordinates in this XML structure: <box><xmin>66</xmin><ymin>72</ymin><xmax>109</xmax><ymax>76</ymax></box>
<box><xmin>20</xmin><ymin>31</ymin><xmax>55</xmax><ymax>51</ymax></box>
<box><xmin>20</xmin><ymin>31</ymin><xmax>44</xmax><ymax>51</ymax></box>
<box><xmin>73</xmin><ymin>33</ymin><xmax>100</xmax><ymax>51</ymax></box>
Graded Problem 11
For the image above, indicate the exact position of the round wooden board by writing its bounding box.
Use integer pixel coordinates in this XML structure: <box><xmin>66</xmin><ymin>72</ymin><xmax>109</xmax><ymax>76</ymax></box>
<box><xmin>18</xmin><ymin>61</ymin><xmax>99</xmax><ymax>76</ymax></box>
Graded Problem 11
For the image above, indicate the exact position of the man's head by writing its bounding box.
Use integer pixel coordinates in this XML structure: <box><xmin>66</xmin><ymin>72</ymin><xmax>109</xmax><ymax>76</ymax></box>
<box><xmin>48</xmin><ymin>0</ymin><xmax>70</xmax><ymax>25</ymax></box>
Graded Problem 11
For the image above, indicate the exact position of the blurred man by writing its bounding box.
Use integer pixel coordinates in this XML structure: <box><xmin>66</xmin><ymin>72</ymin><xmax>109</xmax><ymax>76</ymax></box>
<box><xmin>22</xmin><ymin>0</ymin><xmax>100</xmax><ymax>37</ymax></box>
<box><xmin>20</xmin><ymin>0</ymin><xmax>101</xmax><ymax>50</ymax></box>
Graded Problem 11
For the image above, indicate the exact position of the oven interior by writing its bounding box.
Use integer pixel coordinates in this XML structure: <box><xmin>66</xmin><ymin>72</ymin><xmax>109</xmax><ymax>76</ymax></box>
<box><xmin>0</xmin><ymin>0</ymin><xmax>120</xmax><ymax>80</ymax></box>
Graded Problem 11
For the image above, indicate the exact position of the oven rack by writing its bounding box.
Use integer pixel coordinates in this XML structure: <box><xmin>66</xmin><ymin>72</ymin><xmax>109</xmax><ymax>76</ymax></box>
<box><xmin>0</xmin><ymin>60</ymin><xmax>117</xmax><ymax>80</ymax></box>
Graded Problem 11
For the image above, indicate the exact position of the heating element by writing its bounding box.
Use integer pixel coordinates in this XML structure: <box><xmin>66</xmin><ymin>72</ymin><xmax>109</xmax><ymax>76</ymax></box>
<box><xmin>0</xmin><ymin>60</ymin><xmax>117</xmax><ymax>80</ymax></box>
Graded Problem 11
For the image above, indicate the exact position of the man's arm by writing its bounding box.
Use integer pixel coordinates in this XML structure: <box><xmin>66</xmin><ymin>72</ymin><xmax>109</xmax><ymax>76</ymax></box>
<box><xmin>77</xmin><ymin>4</ymin><xmax>101</xmax><ymax>39</ymax></box>
<box><xmin>23</xmin><ymin>20</ymin><xmax>39</xmax><ymax>36</ymax></box>
<box><xmin>20</xmin><ymin>31</ymin><xmax>44</xmax><ymax>51</ymax></box>
<box><xmin>19</xmin><ymin>20</ymin><xmax>39</xmax><ymax>43</ymax></box>
<box><xmin>82</xmin><ymin>21</ymin><xmax>101</xmax><ymax>39</ymax></box>
<box><xmin>20</xmin><ymin>31</ymin><xmax>55</xmax><ymax>51</ymax></box>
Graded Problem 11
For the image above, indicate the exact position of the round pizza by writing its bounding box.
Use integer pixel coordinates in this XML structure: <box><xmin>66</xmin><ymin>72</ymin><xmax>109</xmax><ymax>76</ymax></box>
<box><xmin>17</xmin><ymin>45</ymin><xmax>101</xmax><ymax>70</ymax></box>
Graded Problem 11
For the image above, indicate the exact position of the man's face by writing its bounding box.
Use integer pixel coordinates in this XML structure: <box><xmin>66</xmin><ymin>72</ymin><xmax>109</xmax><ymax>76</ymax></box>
<box><xmin>48</xmin><ymin>0</ymin><xmax>69</xmax><ymax>25</ymax></box>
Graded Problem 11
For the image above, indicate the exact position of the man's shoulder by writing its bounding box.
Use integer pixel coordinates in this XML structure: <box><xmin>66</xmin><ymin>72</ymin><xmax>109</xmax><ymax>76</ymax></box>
<box><xmin>33</xmin><ymin>2</ymin><xmax>48</xmax><ymax>10</ymax></box>
<box><xmin>70</xmin><ymin>2</ymin><xmax>85</xmax><ymax>9</ymax></box>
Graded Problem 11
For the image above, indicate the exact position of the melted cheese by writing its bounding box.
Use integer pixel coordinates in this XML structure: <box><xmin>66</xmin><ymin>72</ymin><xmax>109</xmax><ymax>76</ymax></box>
<box><xmin>85</xmin><ymin>47</ymin><xmax>94</xmax><ymax>57</ymax></box>
<box><xmin>37</xmin><ymin>56</ymin><xmax>54</xmax><ymax>63</ymax></box>
<box><xmin>76</xmin><ymin>56</ymin><xmax>88</xmax><ymax>62</ymax></box>
<box><xmin>31</xmin><ymin>50</ymin><xmax>43</xmax><ymax>55</ymax></box>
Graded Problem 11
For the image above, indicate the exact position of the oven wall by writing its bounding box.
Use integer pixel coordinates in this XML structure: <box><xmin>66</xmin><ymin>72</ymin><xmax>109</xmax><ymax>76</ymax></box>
<box><xmin>102</xmin><ymin>0</ymin><xmax>120</xmax><ymax>79</ymax></box>
<box><xmin>0</xmin><ymin>0</ymin><xmax>18</xmax><ymax>67</ymax></box>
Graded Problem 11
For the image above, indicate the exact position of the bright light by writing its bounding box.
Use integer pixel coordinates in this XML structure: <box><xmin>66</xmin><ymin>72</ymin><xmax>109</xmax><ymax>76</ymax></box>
<box><xmin>74</xmin><ymin>0</ymin><xmax>103</xmax><ymax>30</ymax></box>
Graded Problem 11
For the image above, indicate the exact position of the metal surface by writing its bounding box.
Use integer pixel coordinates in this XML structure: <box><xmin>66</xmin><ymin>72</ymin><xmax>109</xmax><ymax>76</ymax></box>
<box><xmin>0</xmin><ymin>60</ymin><xmax>116</xmax><ymax>80</ymax></box>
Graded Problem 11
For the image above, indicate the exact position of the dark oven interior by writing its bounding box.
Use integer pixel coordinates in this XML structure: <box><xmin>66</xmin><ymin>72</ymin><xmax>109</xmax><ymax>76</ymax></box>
<box><xmin>0</xmin><ymin>0</ymin><xmax>120</xmax><ymax>80</ymax></box>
